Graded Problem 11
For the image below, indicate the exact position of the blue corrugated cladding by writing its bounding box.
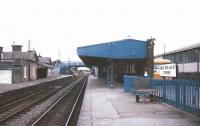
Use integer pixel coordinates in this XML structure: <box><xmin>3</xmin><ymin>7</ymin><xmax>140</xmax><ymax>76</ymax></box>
<box><xmin>77</xmin><ymin>39</ymin><xmax>147</xmax><ymax>59</ymax></box>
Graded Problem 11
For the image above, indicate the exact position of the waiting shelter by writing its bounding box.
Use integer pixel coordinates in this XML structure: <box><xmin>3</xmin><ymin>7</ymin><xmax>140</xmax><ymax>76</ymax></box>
<box><xmin>77</xmin><ymin>38</ymin><xmax>155</xmax><ymax>88</ymax></box>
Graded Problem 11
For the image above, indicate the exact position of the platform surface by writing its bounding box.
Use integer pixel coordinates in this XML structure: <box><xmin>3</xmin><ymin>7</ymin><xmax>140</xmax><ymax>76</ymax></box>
<box><xmin>0</xmin><ymin>75</ymin><xmax>70</xmax><ymax>94</ymax></box>
<box><xmin>77</xmin><ymin>75</ymin><xmax>200</xmax><ymax>126</ymax></box>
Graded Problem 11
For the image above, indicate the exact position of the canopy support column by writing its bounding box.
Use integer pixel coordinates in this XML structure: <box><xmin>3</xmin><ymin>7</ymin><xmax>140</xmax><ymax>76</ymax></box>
<box><xmin>106</xmin><ymin>65</ymin><xmax>110</xmax><ymax>85</ymax></box>
<box><xmin>110</xmin><ymin>60</ymin><xmax>114</xmax><ymax>88</ymax></box>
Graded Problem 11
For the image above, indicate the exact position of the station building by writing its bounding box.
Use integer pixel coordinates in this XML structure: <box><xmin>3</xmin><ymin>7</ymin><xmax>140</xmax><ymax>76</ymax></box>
<box><xmin>0</xmin><ymin>45</ymin><xmax>53</xmax><ymax>84</ymax></box>
<box><xmin>155</xmin><ymin>43</ymin><xmax>200</xmax><ymax>80</ymax></box>
<box><xmin>77</xmin><ymin>38</ymin><xmax>155</xmax><ymax>87</ymax></box>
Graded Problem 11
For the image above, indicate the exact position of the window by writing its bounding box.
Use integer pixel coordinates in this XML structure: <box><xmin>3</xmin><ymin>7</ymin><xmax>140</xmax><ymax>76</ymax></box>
<box><xmin>163</xmin><ymin>49</ymin><xmax>199</xmax><ymax>64</ymax></box>
<box><xmin>24</xmin><ymin>66</ymin><xmax>27</xmax><ymax>78</ymax></box>
<box><xmin>33</xmin><ymin>67</ymin><xmax>36</xmax><ymax>78</ymax></box>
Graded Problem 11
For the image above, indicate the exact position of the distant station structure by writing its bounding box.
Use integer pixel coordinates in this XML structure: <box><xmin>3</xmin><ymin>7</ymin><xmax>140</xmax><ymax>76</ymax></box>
<box><xmin>77</xmin><ymin>38</ymin><xmax>155</xmax><ymax>87</ymax></box>
<box><xmin>52</xmin><ymin>60</ymin><xmax>85</xmax><ymax>76</ymax></box>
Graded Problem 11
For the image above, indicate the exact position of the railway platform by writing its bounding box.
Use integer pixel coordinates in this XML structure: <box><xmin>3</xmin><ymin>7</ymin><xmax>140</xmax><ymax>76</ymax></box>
<box><xmin>0</xmin><ymin>75</ymin><xmax>70</xmax><ymax>94</ymax></box>
<box><xmin>77</xmin><ymin>75</ymin><xmax>200</xmax><ymax>126</ymax></box>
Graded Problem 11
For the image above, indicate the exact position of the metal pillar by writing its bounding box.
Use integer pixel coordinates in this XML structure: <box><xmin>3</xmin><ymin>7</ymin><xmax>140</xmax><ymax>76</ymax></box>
<box><xmin>110</xmin><ymin>60</ymin><xmax>114</xmax><ymax>88</ymax></box>
<box><xmin>107</xmin><ymin>65</ymin><xmax>110</xmax><ymax>84</ymax></box>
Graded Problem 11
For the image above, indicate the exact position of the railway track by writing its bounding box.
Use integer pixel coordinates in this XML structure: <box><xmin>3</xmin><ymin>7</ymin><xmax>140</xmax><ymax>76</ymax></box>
<box><xmin>0</xmin><ymin>76</ymin><xmax>81</xmax><ymax>125</ymax></box>
<box><xmin>31</xmin><ymin>76</ymin><xmax>88</xmax><ymax>126</ymax></box>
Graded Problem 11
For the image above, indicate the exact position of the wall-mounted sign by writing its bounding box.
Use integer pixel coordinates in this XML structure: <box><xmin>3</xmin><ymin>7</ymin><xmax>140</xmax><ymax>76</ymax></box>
<box><xmin>159</xmin><ymin>63</ymin><xmax>176</xmax><ymax>77</ymax></box>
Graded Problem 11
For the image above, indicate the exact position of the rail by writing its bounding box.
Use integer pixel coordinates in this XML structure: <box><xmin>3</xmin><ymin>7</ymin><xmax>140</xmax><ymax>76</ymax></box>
<box><xmin>0</xmin><ymin>77</ymin><xmax>81</xmax><ymax>125</ymax></box>
<box><xmin>31</xmin><ymin>76</ymin><xmax>88</xmax><ymax>126</ymax></box>
<box><xmin>65</xmin><ymin>76</ymin><xmax>88</xmax><ymax>126</ymax></box>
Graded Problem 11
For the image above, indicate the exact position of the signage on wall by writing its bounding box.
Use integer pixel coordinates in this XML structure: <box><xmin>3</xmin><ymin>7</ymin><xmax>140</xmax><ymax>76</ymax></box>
<box><xmin>159</xmin><ymin>63</ymin><xmax>176</xmax><ymax>77</ymax></box>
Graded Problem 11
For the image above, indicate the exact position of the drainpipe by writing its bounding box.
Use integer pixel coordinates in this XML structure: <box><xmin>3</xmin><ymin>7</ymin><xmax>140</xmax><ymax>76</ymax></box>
<box><xmin>0</xmin><ymin>47</ymin><xmax>3</xmax><ymax>62</ymax></box>
<box><xmin>12</xmin><ymin>50</ymin><xmax>15</xmax><ymax>84</ymax></box>
<box><xmin>197</xmin><ymin>48</ymin><xmax>199</xmax><ymax>72</ymax></box>
<box><xmin>28</xmin><ymin>60</ymin><xmax>31</xmax><ymax>81</ymax></box>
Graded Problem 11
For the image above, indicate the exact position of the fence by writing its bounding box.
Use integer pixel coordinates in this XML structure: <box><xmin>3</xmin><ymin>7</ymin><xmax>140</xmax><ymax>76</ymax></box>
<box><xmin>123</xmin><ymin>75</ymin><xmax>200</xmax><ymax>117</ymax></box>
<box><xmin>151</xmin><ymin>79</ymin><xmax>200</xmax><ymax>116</ymax></box>
<box><xmin>123</xmin><ymin>75</ymin><xmax>140</xmax><ymax>92</ymax></box>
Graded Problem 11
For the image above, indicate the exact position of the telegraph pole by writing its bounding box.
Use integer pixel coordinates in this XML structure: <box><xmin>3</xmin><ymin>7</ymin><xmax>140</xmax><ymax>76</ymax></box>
<box><xmin>164</xmin><ymin>44</ymin><xmax>166</xmax><ymax>54</ymax></box>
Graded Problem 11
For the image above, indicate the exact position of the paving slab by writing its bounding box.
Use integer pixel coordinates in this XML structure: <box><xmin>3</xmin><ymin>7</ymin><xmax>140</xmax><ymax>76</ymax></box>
<box><xmin>77</xmin><ymin>75</ymin><xmax>200</xmax><ymax>126</ymax></box>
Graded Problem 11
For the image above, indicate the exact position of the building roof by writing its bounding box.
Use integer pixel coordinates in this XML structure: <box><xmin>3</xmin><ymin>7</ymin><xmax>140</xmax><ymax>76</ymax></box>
<box><xmin>2</xmin><ymin>51</ymin><xmax>37</xmax><ymax>62</ymax></box>
<box><xmin>38</xmin><ymin>57</ymin><xmax>52</xmax><ymax>68</ymax></box>
<box><xmin>38</xmin><ymin>57</ymin><xmax>52</xmax><ymax>65</ymax></box>
<box><xmin>77</xmin><ymin>39</ymin><xmax>147</xmax><ymax>59</ymax></box>
<box><xmin>155</xmin><ymin>42</ymin><xmax>200</xmax><ymax>57</ymax></box>
<box><xmin>38</xmin><ymin>62</ymin><xmax>53</xmax><ymax>68</ymax></box>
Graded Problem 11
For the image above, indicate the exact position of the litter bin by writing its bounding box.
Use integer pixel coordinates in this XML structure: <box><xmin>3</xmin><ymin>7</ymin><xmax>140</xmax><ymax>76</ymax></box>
<box><xmin>136</xmin><ymin>95</ymin><xmax>139</xmax><ymax>103</ymax></box>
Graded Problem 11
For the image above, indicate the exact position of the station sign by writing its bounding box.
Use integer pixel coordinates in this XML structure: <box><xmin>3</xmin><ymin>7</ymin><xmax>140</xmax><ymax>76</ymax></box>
<box><xmin>159</xmin><ymin>63</ymin><xmax>176</xmax><ymax>77</ymax></box>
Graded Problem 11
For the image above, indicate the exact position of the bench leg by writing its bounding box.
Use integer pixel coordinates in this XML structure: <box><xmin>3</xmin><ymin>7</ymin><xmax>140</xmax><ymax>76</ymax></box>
<box><xmin>136</xmin><ymin>95</ymin><xmax>139</xmax><ymax>103</ymax></box>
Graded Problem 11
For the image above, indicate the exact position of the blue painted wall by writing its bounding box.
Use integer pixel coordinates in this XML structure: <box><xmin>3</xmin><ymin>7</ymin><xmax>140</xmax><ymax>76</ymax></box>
<box><xmin>77</xmin><ymin>39</ymin><xmax>147</xmax><ymax>59</ymax></box>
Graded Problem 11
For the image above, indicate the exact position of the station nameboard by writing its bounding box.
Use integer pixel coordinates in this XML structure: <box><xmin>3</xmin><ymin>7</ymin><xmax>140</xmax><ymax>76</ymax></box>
<box><xmin>159</xmin><ymin>63</ymin><xmax>176</xmax><ymax>77</ymax></box>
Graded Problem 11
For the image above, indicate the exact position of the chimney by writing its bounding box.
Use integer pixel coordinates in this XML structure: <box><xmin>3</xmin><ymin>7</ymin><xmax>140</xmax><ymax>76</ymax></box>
<box><xmin>0</xmin><ymin>47</ymin><xmax>3</xmax><ymax>62</ymax></box>
<box><xmin>145</xmin><ymin>37</ymin><xmax>155</xmax><ymax>77</ymax></box>
<box><xmin>12</xmin><ymin>45</ymin><xmax>22</xmax><ymax>52</ymax></box>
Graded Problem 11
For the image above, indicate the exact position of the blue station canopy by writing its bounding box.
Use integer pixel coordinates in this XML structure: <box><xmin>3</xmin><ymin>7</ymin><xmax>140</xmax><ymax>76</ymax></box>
<box><xmin>77</xmin><ymin>39</ymin><xmax>147</xmax><ymax>59</ymax></box>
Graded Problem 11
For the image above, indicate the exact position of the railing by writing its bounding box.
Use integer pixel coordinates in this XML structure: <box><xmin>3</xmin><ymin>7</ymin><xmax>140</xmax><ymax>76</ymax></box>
<box><xmin>123</xmin><ymin>75</ymin><xmax>144</xmax><ymax>92</ymax></box>
<box><xmin>123</xmin><ymin>75</ymin><xmax>200</xmax><ymax>117</ymax></box>
<box><xmin>151</xmin><ymin>79</ymin><xmax>200</xmax><ymax>117</ymax></box>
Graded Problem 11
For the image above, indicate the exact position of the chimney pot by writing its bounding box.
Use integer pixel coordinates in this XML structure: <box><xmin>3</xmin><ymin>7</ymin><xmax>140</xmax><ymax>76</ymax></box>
<box><xmin>0</xmin><ymin>47</ymin><xmax>3</xmax><ymax>52</ymax></box>
<box><xmin>12</xmin><ymin>45</ymin><xmax>22</xmax><ymax>52</ymax></box>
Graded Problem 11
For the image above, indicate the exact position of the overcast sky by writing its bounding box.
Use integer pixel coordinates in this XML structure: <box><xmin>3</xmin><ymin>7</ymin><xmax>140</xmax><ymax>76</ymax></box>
<box><xmin>0</xmin><ymin>0</ymin><xmax>200</xmax><ymax>61</ymax></box>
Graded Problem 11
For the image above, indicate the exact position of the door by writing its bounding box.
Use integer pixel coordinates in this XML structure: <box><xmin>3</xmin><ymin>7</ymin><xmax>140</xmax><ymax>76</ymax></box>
<box><xmin>0</xmin><ymin>70</ymin><xmax>12</xmax><ymax>84</ymax></box>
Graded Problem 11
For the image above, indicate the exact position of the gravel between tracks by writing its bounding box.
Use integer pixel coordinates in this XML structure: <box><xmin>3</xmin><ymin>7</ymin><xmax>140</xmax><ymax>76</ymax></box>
<box><xmin>5</xmin><ymin>83</ymin><xmax>75</xmax><ymax>126</ymax></box>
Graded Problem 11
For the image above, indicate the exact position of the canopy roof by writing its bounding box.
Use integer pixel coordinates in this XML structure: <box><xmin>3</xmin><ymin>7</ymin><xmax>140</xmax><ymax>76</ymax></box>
<box><xmin>154</xmin><ymin>58</ymin><xmax>171</xmax><ymax>64</ymax></box>
<box><xmin>77</xmin><ymin>39</ymin><xmax>147</xmax><ymax>60</ymax></box>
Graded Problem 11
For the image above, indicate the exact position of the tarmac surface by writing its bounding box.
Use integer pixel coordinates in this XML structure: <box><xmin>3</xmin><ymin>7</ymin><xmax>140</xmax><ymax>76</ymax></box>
<box><xmin>0</xmin><ymin>75</ymin><xmax>69</xmax><ymax>94</ymax></box>
<box><xmin>77</xmin><ymin>75</ymin><xmax>200</xmax><ymax>126</ymax></box>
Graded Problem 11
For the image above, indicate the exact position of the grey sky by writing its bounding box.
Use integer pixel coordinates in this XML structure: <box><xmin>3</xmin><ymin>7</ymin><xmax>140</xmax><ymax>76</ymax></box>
<box><xmin>0</xmin><ymin>0</ymin><xmax>200</xmax><ymax>61</ymax></box>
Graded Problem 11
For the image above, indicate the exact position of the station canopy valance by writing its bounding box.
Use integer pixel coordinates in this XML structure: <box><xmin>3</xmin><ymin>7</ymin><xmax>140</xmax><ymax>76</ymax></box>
<box><xmin>77</xmin><ymin>39</ymin><xmax>147</xmax><ymax>59</ymax></box>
